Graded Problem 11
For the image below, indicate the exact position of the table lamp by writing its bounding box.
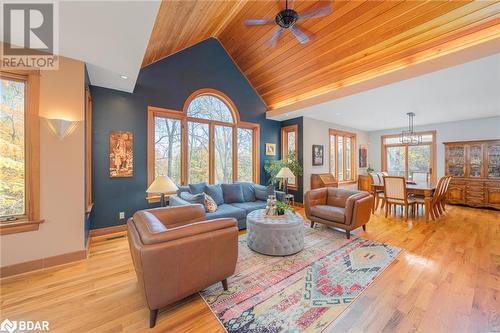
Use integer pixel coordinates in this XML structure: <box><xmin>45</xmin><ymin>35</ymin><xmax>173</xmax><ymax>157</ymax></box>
<box><xmin>276</xmin><ymin>167</ymin><xmax>295</xmax><ymax>195</ymax></box>
<box><xmin>146</xmin><ymin>176</ymin><xmax>178</xmax><ymax>207</ymax></box>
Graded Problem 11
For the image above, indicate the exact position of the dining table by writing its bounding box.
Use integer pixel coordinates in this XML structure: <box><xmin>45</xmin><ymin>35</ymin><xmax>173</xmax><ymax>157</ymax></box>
<box><xmin>371</xmin><ymin>182</ymin><xmax>436</xmax><ymax>222</ymax></box>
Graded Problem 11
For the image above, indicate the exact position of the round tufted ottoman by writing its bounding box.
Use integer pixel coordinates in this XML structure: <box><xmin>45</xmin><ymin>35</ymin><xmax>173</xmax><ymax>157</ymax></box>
<box><xmin>246</xmin><ymin>209</ymin><xmax>304</xmax><ymax>256</ymax></box>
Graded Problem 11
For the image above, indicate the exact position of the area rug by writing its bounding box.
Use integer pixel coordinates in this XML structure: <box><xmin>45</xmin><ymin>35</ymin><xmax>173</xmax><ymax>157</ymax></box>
<box><xmin>200</xmin><ymin>226</ymin><xmax>401</xmax><ymax>333</ymax></box>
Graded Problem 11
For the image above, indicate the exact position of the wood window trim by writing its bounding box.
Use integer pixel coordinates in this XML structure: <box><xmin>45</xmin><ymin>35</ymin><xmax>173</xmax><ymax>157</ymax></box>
<box><xmin>147</xmin><ymin>89</ymin><xmax>260</xmax><ymax>202</ymax></box>
<box><xmin>381</xmin><ymin>130</ymin><xmax>437</xmax><ymax>184</ymax></box>
<box><xmin>0</xmin><ymin>70</ymin><xmax>43</xmax><ymax>235</ymax></box>
<box><xmin>328</xmin><ymin>129</ymin><xmax>357</xmax><ymax>184</ymax></box>
<box><xmin>281</xmin><ymin>124</ymin><xmax>299</xmax><ymax>190</ymax></box>
<box><xmin>85</xmin><ymin>88</ymin><xmax>93</xmax><ymax>214</ymax></box>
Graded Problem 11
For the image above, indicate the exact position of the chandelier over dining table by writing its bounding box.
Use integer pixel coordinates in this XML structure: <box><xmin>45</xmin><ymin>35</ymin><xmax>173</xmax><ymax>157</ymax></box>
<box><xmin>399</xmin><ymin>112</ymin><xmax>422</xmax><ymax>145</ymax></box>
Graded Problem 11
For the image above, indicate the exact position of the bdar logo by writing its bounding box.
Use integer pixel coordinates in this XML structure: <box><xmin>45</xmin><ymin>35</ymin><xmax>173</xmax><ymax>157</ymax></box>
<box><xmin>0</xmin><ymin>319</ymin><xmax>17</xmax><ymax>333</ymax></box>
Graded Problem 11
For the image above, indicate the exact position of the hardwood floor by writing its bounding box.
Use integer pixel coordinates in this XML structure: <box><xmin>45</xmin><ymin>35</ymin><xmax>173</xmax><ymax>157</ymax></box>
<box><xmin>1</xmin><ymin>205</ymin><xmax>498</xmax><ymax>332</ymax></box>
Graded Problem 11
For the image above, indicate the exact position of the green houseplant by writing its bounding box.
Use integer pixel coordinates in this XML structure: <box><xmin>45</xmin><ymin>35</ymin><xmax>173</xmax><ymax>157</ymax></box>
<box><xmin>264</xmin><ymin>151</ymin><xmax>303</xmax><ymax>189</ymax></box>
<box><xmin>275</xmin><ymin>201</ymin><xmax>295</xmax><ymax>215</ymax></box>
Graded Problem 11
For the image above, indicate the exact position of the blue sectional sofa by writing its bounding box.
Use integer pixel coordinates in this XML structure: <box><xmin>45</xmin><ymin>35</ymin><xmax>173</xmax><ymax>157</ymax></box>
<box><xmin>169</xmin><ymin>182</ymin><xmax>285</xmax><ymax>229</ymax></box>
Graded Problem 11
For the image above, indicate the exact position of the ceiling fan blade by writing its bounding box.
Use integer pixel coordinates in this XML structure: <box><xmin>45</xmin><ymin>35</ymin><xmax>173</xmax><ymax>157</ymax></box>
<box><xmin>268</xmin><ymin>27</ymin><xmax>285</xmax><ymax>47</ymax></box>
<box><xmin>299</xmin><ymin>2</ymin><xmax>333</xmax><ymax>20</ymax></box>
<box><xmin>290</xmin><ymin>25</ymin><xmax>313</xmax><ymax>44</ymax></box>
<box><xmin>245</xmin><ymin>18</ymin><xmax>274</xmax><ymax>26</ymax></box>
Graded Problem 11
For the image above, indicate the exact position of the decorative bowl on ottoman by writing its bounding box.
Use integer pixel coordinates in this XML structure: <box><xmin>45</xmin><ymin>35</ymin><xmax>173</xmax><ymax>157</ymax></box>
<box><xmin>246</xmin><ymin>209</ymin><xmax>304</xmax><ymax>256</ymax></box>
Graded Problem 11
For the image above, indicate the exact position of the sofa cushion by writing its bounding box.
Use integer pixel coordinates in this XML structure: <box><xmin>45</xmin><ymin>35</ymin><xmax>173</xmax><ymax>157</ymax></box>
<box><xmin>206</xmin><ymin>204</ymin><xmax>246</xmax><ymax>221</ymax></box>
<box><xmin>205</xmin><ymin>184</ymin><xmax>224</xmax><ymax>205</ymax></box>
<box><xmin>231</xmin><ymin>201</ymin><xmax>267</xmax><ymax>214</ymax></box>
<box><xmin>179</xmin><ymin>192</ymin><xmax>206</xmax><ymax>206</ymax></box>
<box><xmin>189</xmin><ymin>182</ymin><xmax>208</xmax><ymax>194</ymax></box>
<box><xmin>254</xmin><ymin>184</ymin><xmax>274</xmax><ymax>201</ymax></box>
<box><xmin>310</xmin><ymin>205</ymin><xmax>346</xmax><ymax>223</ymax></box>
<box><xmin>221</xmin><ymin>184</ymin><xmax>244</xmax><ymax>203</ymax></box>
<box><xmin>177</xmin><ymin>185</ymin><xmax>190</xmax><ymax>195</ymax></box>
<box><xmin>236</xmin><ymin>182</ymin><xmax>256</xmax><ymax>202</ymax></box>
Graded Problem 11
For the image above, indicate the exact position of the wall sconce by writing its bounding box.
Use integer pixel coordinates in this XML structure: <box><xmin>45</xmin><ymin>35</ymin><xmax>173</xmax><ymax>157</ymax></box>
<box><xmin>45</xmin><ymin>118</ymin><xmax>79</xmax><ymax>140</ymax></box>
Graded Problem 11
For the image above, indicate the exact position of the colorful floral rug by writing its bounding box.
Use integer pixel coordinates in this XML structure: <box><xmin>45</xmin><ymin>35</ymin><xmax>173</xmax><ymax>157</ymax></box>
<box><xmin>200</xmin><ymin>226</ymin><xmax>401</xmax><ymax>332</ymax></box>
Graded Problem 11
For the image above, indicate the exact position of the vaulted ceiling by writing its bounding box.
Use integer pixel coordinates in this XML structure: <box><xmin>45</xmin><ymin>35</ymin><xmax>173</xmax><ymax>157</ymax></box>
<box><xmin>142</xmin><ymin>0</ymin><xmax>500</xmax><ymax>112</ymax></box>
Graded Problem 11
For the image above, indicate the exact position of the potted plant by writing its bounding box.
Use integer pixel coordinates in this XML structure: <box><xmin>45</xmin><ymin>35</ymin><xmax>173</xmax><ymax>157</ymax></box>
<box><xmin>264</xmin><ymin>151</ymin><xmax>303</xmax><ymax>190</ymax></box>
<box><xmin>275</xmin><ymin>201</ymin><xmax>294</xmax><ymax>215</ymax></box>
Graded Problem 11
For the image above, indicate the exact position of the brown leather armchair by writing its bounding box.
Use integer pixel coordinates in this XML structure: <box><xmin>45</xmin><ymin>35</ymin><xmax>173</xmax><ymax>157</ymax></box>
<box><xmin>127</xmin><ymin>204</ymin><xmax>238</xmax><ymax>328</ymax></box>
<box><xmin>305</xmin><ymin>188</ymin><xmax>374</xmax><ymax>239</ymax></box>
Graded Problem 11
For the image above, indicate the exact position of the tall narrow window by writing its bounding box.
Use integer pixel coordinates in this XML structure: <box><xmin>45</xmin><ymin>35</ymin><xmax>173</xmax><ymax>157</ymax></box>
<box><xmin>1</xmin><ymin>78</ymin><xmax>26</xmax><ymax>217</ymax></box>
<box><xmin>281</xmin><ymin>124</ymin><xmax>298</xmax><ymax>188</ymax></box>
<box><xmin>154</xmin><ymin>116</ymin><xmax>182</xmax><ymax>184</ymax></box>
<box><xmin>187</xmin><ymin>122</ymin><xmax>209</xmax><ymax>183</ymax></box>
<box><xmin>237</xmin><ymin>128</ymin><xmax>253</xmax><ymax>182</ymax></box>
<box><xmin>382</xmin><ymin>131</ymin><xmax>436</xmax><ymax>183</ymax></box>
<box><xmin>147</xmin><ymin>89</ymin><xmax>260</xmax><ymax>189</ymax></box>
<box><xmin>0</xmin><ymin>71</ymin><xmax>40</xmax><ymax>233</ymax></box>
<box><xmin>214</xmin><ymin>125</ymin><xmax>233</xmax><ymax>184</ymax></box>
<box><xmin>329</xmin><ymin>129</ymin><xmax>356</xmax><ymax>183</ymax></box>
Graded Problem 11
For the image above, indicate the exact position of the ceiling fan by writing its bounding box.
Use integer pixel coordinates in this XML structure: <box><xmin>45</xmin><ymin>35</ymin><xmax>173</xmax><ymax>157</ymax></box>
<box><xmin>245</xmin><ymin>0</ymin><xmax>333</xmax><ymax>47</ymax></box>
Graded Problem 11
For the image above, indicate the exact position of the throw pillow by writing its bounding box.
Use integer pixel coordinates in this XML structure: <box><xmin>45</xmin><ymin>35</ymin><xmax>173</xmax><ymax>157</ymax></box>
<box><xmin>204</xmin><ymin>194</ymin><xmax>218</xmax><ymax>213</ymax></box>
<box><xmin>205</xmin><ymin>184</ymin><xmax>224</xmax><ymax>205</ymax></box>
<box><xmin>179</xmin><ymin>192</ymin><xmax>206</xmax><ymax>205</ymax></box>
<box><xmin>236</xmin><ymin>182</ymin><xmax>256</xmax><ymax>202</ymax></box>
<box><xmin>189</xmin><ymin>182</ymin><xmax>207</xmax><ymax>194</ymax></box>
<box><xmin>254</xmin><ymin>184</ymin><xmax>275</xmax><ymax>201</ymax></box>
<box><xmin>221</xmin><ymin>184</ymin><xmax>244</xmax><ymax>203</ymax></box>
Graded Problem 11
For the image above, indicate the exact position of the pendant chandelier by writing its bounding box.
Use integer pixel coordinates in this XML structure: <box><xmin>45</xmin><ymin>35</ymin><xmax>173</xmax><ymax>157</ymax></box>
<box><xmin>399</xmin><ymin>112</ymin><xmax>422</xmax><ymax>145</ymax></box>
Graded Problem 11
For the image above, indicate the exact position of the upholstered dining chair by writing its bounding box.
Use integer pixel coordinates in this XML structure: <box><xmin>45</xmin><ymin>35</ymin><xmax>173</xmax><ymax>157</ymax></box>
<box><xmin>383</xmin><ymin>176</ymin><xmax>416</xmax><ymax>221</ymax></box>
<box><xmin>412</xmin><ymin>172</ymin><xmax>429</xmax><ymax>183</ymax></box>
<box><xmin>369</xmin><ymin>172</ymin><xmax>385</xmax><ymax>211</ymax></box>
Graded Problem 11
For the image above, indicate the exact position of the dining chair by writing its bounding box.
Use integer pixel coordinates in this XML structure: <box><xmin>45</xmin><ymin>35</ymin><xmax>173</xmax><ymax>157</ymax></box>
<box><xmin>383</xmin><ymin>176</ymin><xmax>416</xmax><ymax>221</ymax></box>
<box><xmin>437</xmin><ymin>176</ymin><xmax>452</xmax><ymax>215</ymax></box>
<box><xmin>413</xmin><ymin>176</ymin><xmax>446</xmax><ymax>220</ymax></box>
<box><xmin>412</xmin><ymin>172</ymin><xmax>429</xmax><ymax>183</ymax></box>
<box><xmin>369</xmin><ymin>172</ymin><xmax>384</xmax><ymax>211</ymax></box>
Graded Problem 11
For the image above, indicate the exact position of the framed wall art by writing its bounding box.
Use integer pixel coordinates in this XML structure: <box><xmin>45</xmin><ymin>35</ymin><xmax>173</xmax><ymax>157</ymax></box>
<box><xmin>109</xmin><ymin>131</ymin><xmax>133</xmax><ymax>177</ymax></box>
<box><xmin>312</xmin><ymin>144</ymin><xmax>324</xmax><ymax>166</ymax></box>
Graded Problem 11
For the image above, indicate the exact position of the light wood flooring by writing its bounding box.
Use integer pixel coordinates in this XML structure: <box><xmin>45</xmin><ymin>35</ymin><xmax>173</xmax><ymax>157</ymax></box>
<box><xmin>1</xmin><ymin>205</ymin><xmax>499</xmax><ymax>332</ymax></box>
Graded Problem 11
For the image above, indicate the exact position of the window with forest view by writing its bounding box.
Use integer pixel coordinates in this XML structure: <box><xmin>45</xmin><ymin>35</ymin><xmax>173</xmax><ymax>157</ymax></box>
<box><xmin>281</xmin><ymin>125</ymin><xmax>298</xmax><ymax>188</ymax></box>
<box><xmin>1</xmin><ymin>77</ymin><xmax>26</xmax><ymax>218</ymax></box>
<box><xmin>329</xmin><ymin>129</ymin><xmax>356</xmax><ymax>182</ymax></box>
<box><xmin>382</xmin><ymin>131</ymin><xmax>435</xmax><ymax>183</ymax></box>
<box><xmin>148</xmin><ymin>91</ymin><xmax>259</xmax><ymax>187</ymax></box>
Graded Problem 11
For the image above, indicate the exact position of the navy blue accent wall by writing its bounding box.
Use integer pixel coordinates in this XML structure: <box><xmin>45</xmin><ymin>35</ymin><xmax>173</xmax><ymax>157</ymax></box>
<box><xmin>90</xmin><ymin>38</ymin><xmax>281</xmax><ymax>230</ymax></box>
<box><xmin>281</xmin><ymin>117</ymin><xmax>304</xmax><ymax>203</ymax></box>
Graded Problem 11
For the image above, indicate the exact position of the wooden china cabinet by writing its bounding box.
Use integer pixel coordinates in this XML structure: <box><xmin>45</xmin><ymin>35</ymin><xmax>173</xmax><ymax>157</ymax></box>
<box><xmin>444</xmin><ymin>139</ymin><xmax>500</xmax><ymax>209</ymax></box>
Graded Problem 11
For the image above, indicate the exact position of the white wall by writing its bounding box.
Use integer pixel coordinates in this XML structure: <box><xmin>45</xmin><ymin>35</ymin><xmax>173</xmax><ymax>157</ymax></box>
<box><xmin>0</xmin><ymin>56</ymin><xmax>86</xmax><ymax>267</ymax></box>
<box><xmin>368</xmin><ymin>116</ymin><xmax>500</xmax><ymax>178</ymax></box>
<box><xmin>302</xmin><ymin>117</ymin><xmax>369</xmax><ymax>196</ymax></box>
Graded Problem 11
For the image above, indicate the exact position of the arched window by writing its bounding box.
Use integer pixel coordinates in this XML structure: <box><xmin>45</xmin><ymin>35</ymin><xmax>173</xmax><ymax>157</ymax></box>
<box><xmin>148</xmin><ymin>89</ymin><xmax>259</xmax><ymax>190</ymax></box>
<box><xmin>187</xmin><ymin>94</ymin><xmax>234</xmax><ymax>123</ymax></box>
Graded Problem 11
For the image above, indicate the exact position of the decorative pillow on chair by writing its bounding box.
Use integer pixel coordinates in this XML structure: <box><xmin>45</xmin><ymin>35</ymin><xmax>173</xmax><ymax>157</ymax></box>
<box><xmin>221</xmin><ymin>184</ymin><xmax>244</xmax><ymax>203</ymax></box>
<box><xmin>204</xmin><ymin>194</ymin><xmax>218</xmax><ymax>213</ymax></box>
<box><xmin>179</xmin><ymin>192</ymin><xmax>206</xmax><ymax>205</ymax></box>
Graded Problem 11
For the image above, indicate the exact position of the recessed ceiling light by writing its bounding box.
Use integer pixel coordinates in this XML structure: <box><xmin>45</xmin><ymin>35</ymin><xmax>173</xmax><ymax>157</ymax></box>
<box><xmin>120</xmin><ymin>75</ymin><xmax>128</xmax><ymax>79</ymax></box>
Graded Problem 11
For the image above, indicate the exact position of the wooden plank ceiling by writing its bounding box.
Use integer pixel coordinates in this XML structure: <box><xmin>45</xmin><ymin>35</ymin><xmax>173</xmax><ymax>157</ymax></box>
<box><xmin>143</xmin><ymin>0</ymin><xmax>500</xmax><ymax>111</ymax></box>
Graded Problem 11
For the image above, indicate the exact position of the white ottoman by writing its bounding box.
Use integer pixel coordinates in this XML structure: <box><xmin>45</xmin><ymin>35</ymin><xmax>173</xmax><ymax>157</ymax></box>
<box><xmin>246</xmin><ymin>209</ymin><xmax>304</xmax><ymax>256</ymax></box>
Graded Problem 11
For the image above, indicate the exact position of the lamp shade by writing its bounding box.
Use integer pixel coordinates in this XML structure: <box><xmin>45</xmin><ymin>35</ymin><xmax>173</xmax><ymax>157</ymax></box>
<box><xmin>276</xmin><ymin>167</ymin><xmax>295</xmax><ymax>180</ymax></box>
<box><xmin>146</xmin><ymin>176</ymin><xmax>178</xmax><ymax>194</ymax></box>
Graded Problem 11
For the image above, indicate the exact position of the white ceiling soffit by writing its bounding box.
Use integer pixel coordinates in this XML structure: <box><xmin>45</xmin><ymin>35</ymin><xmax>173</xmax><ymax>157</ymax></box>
<box><xmin>270</xmin><ymin>53</ymin><xmax>500</xmax><ymax>131</ymax></box>
<box><xmin>59</xmin><ymin>1</ymin><xmax>160</xmax><ymax>92</ymax></box>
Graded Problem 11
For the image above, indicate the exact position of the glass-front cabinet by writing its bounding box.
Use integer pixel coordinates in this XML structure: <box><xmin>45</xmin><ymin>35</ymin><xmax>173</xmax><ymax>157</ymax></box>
<box><xmin>444</xmin><ymin>139</ymin><xmax>500</xmax><ymax>210</ymax></box>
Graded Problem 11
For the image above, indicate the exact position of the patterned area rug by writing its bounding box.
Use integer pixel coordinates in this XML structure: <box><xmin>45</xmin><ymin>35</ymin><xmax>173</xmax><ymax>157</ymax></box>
<box><xmin>200</xmin><ymin>226</ymin><xmax>401</xmax><ymax>333</ymax></box>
